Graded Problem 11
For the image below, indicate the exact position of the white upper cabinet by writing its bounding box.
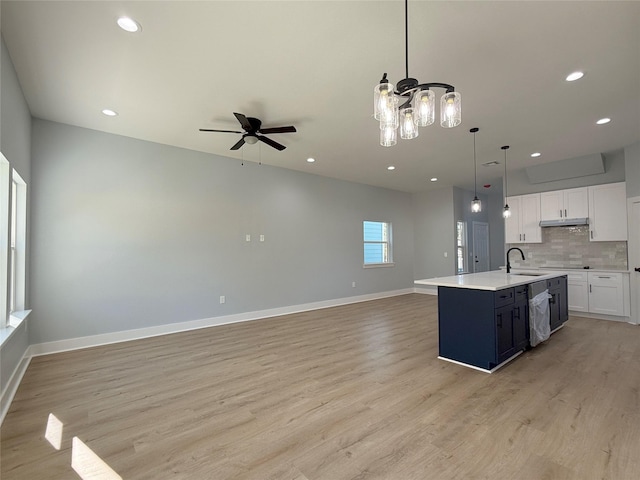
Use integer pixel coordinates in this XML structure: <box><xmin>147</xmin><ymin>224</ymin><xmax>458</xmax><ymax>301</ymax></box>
<box><xmin>540</xmin><ymin>187</ymin><xmax>588</xmax><ymax>221</ymax></box>
<box><xmin>505</xmin><ymin>193</ymin><xmax>542</xmax><ymax>244</ymax></box>
<box><xmin>588</xmin><ymin>182</ymin><xmax>628</xmax><ymax>241</ymax></box>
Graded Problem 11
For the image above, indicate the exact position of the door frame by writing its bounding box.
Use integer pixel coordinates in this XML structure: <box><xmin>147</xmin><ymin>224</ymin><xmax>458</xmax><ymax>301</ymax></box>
<box><xmin>627</xmin><ymin>196</ymin><xmax>640</xmax><ymax>325</ymax></box>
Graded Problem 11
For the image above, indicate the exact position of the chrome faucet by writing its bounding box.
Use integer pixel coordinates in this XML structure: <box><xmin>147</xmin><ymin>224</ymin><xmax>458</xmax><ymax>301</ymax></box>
<box><xmin>506</xmin><ymin>247</ymin><xmax>525</xmax><ymax>273</ymax></box>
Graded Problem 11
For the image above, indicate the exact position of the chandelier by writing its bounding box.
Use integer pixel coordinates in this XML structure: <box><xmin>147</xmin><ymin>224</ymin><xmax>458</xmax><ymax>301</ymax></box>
<box><xmin>373</xmin><ymin>0</ymin><xmax>461</xmax><ymax>147</ymax></box>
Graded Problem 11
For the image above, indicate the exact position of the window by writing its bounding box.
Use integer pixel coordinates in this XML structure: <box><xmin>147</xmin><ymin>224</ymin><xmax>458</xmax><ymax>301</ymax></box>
<box><xmin>9</xmin><ymin>169</ymin><xmax>27</xmax><ymax>319</ymax></box>
<box><xmin>0</xmin><ymin>154</ymin><xmax>9</xmax><ymax>326</ymax></box>
<box><xmin>363</xmin><ymin>221</ymin><xmax>393</xmax><ymax>266</ymax></box>
<box><xmin>456</xmin><ymin>221</ymin><xmax>467</xmax><ymax>274</ymax></box>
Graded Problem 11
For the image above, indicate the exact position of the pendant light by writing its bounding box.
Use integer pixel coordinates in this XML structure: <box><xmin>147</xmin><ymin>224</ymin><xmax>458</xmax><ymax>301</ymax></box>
<box><xmin>470</xmin><ymin>128</ymin><xmax>481</xmax><ymax>213</ymax></box>
<box><xmin>373</xmin><ymin>0</ymin><xmax>461</xmax><ymax>146</ymax></box>
<box><xmin>502</xmin><ymin>145</ymin><xmax>511</xmax><ymax>218</ymax></box>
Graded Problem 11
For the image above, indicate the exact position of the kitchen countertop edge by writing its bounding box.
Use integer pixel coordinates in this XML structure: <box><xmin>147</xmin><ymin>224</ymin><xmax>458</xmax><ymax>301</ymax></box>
<box><xmin>414</xmin><ymin>270</ymin><xmax>566</xmax><ymax>292</ymax></box>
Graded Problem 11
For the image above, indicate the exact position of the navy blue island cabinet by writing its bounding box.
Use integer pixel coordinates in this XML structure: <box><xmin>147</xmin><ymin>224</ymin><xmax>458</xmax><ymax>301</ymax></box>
<box><xmin>438</xmin><ymin>284</ymin><xmax>531</xmax><ymax>371</ymax></box>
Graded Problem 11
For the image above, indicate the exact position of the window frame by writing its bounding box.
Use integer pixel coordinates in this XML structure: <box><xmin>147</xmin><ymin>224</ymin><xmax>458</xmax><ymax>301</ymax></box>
<box><xmin>456</xmin><ymin>220</ymin><xmax>468</xmax><ymax>274</ymax></box>
<box><xmin>363</xmin><ymin>220</ymin><xmax>394</xmax><ymax>268</ymax></box>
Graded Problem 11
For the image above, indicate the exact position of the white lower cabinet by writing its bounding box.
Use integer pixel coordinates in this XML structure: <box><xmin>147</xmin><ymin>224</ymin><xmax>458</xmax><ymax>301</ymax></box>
<box><xmin>588</xmin><ymin>272</ymin><xmax>627</xmax><ymax>317</ymax></box>
<box><xmin>566</xmin><ymin>271</ymin><xmax>589</xmax><ymax>312</ymax></box>
<box><xmin>521</xmin><ymin>269</ymin><xmax>630</xmax><ymax>317</ymax></box>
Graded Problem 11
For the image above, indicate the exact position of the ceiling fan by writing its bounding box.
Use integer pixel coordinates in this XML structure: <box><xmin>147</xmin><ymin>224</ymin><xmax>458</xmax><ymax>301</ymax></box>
<box><xmin>199</xmin><ymin>112</ymin><xmax>297</xmax><ymax>151</ymax></box>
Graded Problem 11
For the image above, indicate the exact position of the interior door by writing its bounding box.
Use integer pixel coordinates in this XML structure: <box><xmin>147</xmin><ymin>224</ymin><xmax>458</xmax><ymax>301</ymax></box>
<box><xmin>472</xmin><ymin>221</ymin><xmax>490</xmax><ymax>273</ymax></box>
<box><xmin>628</xmin><ymin>197</ymin><xmax>640</xmax><ymax>325</ymax></box>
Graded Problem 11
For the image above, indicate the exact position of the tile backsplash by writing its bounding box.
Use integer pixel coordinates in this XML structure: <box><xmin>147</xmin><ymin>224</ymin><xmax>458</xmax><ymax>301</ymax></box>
<box><xmin>507</xmin><ymin>225</ymin><xmax>628</xmax><ymax>270</ymax></box>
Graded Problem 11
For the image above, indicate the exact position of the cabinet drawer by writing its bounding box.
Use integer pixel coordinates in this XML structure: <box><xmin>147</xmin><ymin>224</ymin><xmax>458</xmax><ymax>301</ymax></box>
<box><xmin>588</xmin><ymin>272</ymin><xmax>623</xmax><ymax>287</ymax></box>
<box><xmin>514</xmin><ymin>285</ymin><xmax>528</xmax><ymax>302</ymax></box>
<box><xmin>547</xmin><ymin>277</ymin><xmax>563</xmax><ymax>289</ymax></box>
<box><xmin>566</xmin><ymin>271</ymin><xmax>588</xmax><ymax>283</ymax></box>
<box><xmin>495</xmin><ymin>288</ymin><xmax>515</xmax><ymax>308</ymax></box>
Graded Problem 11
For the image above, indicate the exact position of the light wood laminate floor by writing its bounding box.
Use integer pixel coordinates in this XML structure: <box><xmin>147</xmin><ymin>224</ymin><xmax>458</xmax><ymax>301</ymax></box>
<box><xmin>2</xmin><ymin>294</ymin><xmax>639</xmax><ymax>479</ymax></box>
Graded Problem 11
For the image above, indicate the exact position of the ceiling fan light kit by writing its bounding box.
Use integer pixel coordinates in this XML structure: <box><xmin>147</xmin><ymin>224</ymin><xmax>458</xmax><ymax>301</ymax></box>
<box><xmin>199</xmin><ymin>112</ymin><xmax>296</xmax><ymax>151</ymax></box>
<box><xmin>373</xmin><ymin>0</ymin><xmax>461</xmax><ymax>147</ymax></box>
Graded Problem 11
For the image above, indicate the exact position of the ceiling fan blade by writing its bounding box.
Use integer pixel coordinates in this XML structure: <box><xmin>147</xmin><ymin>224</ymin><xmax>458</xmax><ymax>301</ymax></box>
<box><xmin>259</xmin><ymin>126</ymin><xmax>297</xmax><ymax>134</ymax></box>
<box><xmin>230</xmin><ymin>138</ymin><xmax>246</xmax><ymax>150</ymax></box>
<box><xmin>233</xmin><ymin>112</ymin><xmax>253</xmax><ymax>131</ymax></box>
<box><xmin>258</xmin><ymin>135</ymin><xmax>286</xmax><ymax>151</ymax></box>
<box><xmin>199</xmin><ymin>128</ymin><xmax>243</xmax><ymax>133</ymax></box>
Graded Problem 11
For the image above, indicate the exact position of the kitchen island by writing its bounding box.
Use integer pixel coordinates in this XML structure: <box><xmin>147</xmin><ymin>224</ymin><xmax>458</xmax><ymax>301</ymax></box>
<box><xmin>415</xmin><ymin>271</ymin><xmax>568</xmax><ymax>372</ymax></box>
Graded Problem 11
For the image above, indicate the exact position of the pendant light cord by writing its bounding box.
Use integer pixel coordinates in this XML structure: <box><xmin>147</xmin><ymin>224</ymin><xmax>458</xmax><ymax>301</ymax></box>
<box><xmin>405</xmin><ymin>0</ymin><xmax>409</xmax><ymax>79</ymax></box>
<box><xmin>473</xmin><ymin>132</ymin><xmax>477</xmax><ymax>197</ymax></box>
<box><xmin>504</xmin><ymin>149</ymin><xmax>508</xmax><ymax>197</ymax></box>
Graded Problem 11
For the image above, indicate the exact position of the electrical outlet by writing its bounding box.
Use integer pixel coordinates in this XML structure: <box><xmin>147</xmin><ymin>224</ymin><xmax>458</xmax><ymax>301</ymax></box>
<box><xmin>245</xmin><ymin>234</ymin><xmax>251</xmax><ymax>242</ymax></box>
<box><xmin>220</xmin><ymin>296</ymin><xmax>225</xmax><ymax>304</ymax></box>
<box><xmin>352</xmin><ymin>281</ymin><xmax>356</xmax><ymax>288</ymax></box>
<box><xmin>444</xmin><ymin>252</ymin><xmax>448</xmax><ymax>258</ymax></box>
<box><xmin>260</xmin><ymin>234</ymin><xmax>265</xmax><ymax>242</ymax></box>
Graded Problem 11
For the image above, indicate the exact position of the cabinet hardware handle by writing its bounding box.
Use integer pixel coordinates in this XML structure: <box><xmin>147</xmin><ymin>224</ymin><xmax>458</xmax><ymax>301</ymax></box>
<box><xmin>590</xmin><ymin>230</ymin><xmax>593</xmax><ymax>239</ymax></box>
<box><xmin>560</xmin><ymin>209</ymin><xmax>563</xmax><ymax>217</ymax></box>
<box><xmin>497</xmin><ymin>314</ymin><xmax>502</xmax><ymax>327</ymax></box>
<box><xmin>589</xmin><ymin>284</ymin><xmax>592</xmax><ymax>293</ymax></box>
<box><xmin>523</xmin><ymin>233</ymin><xmax>526</xmax><ymax>241</ymax></box>
<box><xmin>635</xmin><ymin>267</ymin><xmax>640</xmax><ymax>273</ymax></box>
<box><xmin>564</xmin><ymin>209</ymin><xmax>567</xmax><ymax>217</ymax></box>
<box><xmin>597</xmin><ymin>276</ymin><xmax>611</xmax><ymax>279</ymax></box>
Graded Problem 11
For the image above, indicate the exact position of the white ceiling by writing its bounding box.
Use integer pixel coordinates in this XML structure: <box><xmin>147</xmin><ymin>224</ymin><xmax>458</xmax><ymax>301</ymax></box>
<box><xmin>2</xmin><ymin>1</ymin><xmax>639</xmax><ymax>193</ymax></box>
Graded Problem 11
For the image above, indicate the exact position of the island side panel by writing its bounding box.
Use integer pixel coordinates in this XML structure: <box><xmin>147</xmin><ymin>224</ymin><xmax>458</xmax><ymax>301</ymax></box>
<box><xmin>437</xmin><ymin>286</ymin><xmax>496</xmax><ymax>370</ymax></box>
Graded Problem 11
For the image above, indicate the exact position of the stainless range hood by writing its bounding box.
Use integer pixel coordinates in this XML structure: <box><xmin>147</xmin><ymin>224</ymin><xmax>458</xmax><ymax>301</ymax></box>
<box><xmin>539</xmin><ymin>217</ymin><xmax>589</xmax><ymax>227</ymax></box>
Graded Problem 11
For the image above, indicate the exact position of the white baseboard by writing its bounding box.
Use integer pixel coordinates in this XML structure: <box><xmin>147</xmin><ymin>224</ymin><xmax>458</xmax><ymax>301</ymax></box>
<box><xmin>29</xmin><ymin>288</ymin><xmax>415</xmax><ymax>357</ymax></box>
<box><xmin>0</xmin><ymin>352</ymin><xmax>31</xmax><ymax>425</ymax></box>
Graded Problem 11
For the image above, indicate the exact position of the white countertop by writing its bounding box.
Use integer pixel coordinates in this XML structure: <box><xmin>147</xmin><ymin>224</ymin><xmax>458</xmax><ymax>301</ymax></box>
<box><xmin>414</xmin><ymin>270</ymin><xmax>566</xmax><ymax>291</ymax></box>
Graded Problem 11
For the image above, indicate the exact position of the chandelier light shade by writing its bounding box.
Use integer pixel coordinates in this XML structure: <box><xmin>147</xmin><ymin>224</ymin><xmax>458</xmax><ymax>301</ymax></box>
<box><xmin>502</xmin><ymin>145</ymin><xmax>511</xmax><ymax>218</ymax></box>
<box><xmin>373</xmin><ymin>81</ymin><xmax>395</xmax><ymax>121</ymax></box>
<box><xmin>373</xmin><ymin>0</ymin><xmax>461</xmax><ymax>146</ymax></box>
<box><xmin>470</xmin><ymin>127</ymin><xmax>481</xmax><ymax>213</ymax></box>
<box><xmin>413</xmin><ymin>89</ymin><xmax>435</xmax><ymax>127</ymax></box>
<box><xmin>400</xmin><ymin>107</ymin><xmax>419</xmax><ymax>139</ymax></box>
<box><xmin>441</xmin><ymin>91</ymin><xmax>462</xmax><ymax>128</ymax></box>
<box><xmin>381</xmin><ymin>124</ymin><xmax>398</xmax><ymax>147</ymax></box>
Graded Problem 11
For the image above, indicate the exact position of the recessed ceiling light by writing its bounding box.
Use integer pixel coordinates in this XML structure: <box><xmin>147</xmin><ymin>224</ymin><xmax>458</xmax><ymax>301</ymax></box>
<box><xmin>387</xmin><ymin>165</ymin><xmax>396</xmax><ymax>171</ymax></box>
<box><xmin>596</xmin><ymin>117</ymin><xmax>611</xmax><ymax>125</ymax></box>
<box><xmin>531</xmin><ymin>152</ymin><xmax>541</xmax><ymax>158</ymax></box>
<box><xmin>117</xmin><ymin>16</ymin><xmax>141</xmax><ymax>33</ymax></box>
<box><xmin>306</xmin><ymin>157</ymin><xmax>315</xmax><ymax>163</ymax></box>
<box><xmin>101</xmin><ymin>109</ymin><xmax>118</xmax><ymax>117</ymax></box>
<box><xmin>430</xmin><ymin>177</ymin><xmax>438</xmax><ymax>182</ymax></box>
<box><xmin>565</xmin><ymin>71</ymin><xmax>584</xmax><ymax>82</ymax></box>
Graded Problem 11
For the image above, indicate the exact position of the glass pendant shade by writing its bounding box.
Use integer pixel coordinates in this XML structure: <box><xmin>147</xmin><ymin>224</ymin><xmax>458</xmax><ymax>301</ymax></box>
<box><xmin>379</xmin><ymin>96</ymin><xmax>399</xmax><ymax>129</ymax></box>
<box><xmin>503</xmin><ymin>204</ymin><xmax>511</xmax><ymax>218</ymax></box>
<box><xmin>471</xmin><ymin>197</ymin><xmax>482</xmax><ymax>213</ymax></box>
<box><xmin>441</xmin><ymin>91</ymin><xmax>462</xmax><ymax>128</ymax></box>
<box><xmin>380</xmin><ymin>124</ymin><xmax>397</xmax><ymax>147</ymax></box>
<box><xmin>399</xmin><ymin>107</ymin><xmax>419</xmax><ymax>139</ymax></box>
<box><xmin>373</xmin><ymin>82</ymin><xmax>395</xmax><ymax>120</ymax></box>
<box><xmin>413</xmin><ymin>89</ymin><xmax>435</xmax><ymax>126</ymax></box>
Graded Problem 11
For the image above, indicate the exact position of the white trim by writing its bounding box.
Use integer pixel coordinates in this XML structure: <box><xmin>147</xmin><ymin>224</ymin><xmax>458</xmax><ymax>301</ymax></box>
<box><xmin>0</xmin><ymin>348</ymin><xmax>31</xmax><ymax>425</ymax></box>
<box><xmin>627</xmin><ymin>196</ymin><xmax>640</xmax><ymax>325</ymax></box>
<box><xmin>28</xmin><ymin>289</ymin><xmax>414</xmax><ymax>357</ymax></box>
<box><xmin>413</xmin><ymin>286</ymin><xmax>438</xmax><ymax>296</ymax></box>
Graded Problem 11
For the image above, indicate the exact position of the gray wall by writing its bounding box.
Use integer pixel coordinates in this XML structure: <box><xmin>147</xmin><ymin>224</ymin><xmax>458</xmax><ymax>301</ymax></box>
<box><xmin>29</xmin><ymin>119</ymin><xmax>415</xmax><ymax>344</ymax></box>
<box><xmin>625</xmin><ymin>141</ymin><xmax>640</xmax><ymax>198</ymax></box>
<box><xmin>507</xmin><ymin>150</ymin><xmax>626</xmax><ymax>196</ymax></box>
<box><xmin>412</xmin><ymin>187</ymin><xmax>456</xmax><ymax>280</ymax></box>
<box><xmin>0</xmin><ymin>37</ymin><xmax>31</xmax><ymax>397</ymax></box>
